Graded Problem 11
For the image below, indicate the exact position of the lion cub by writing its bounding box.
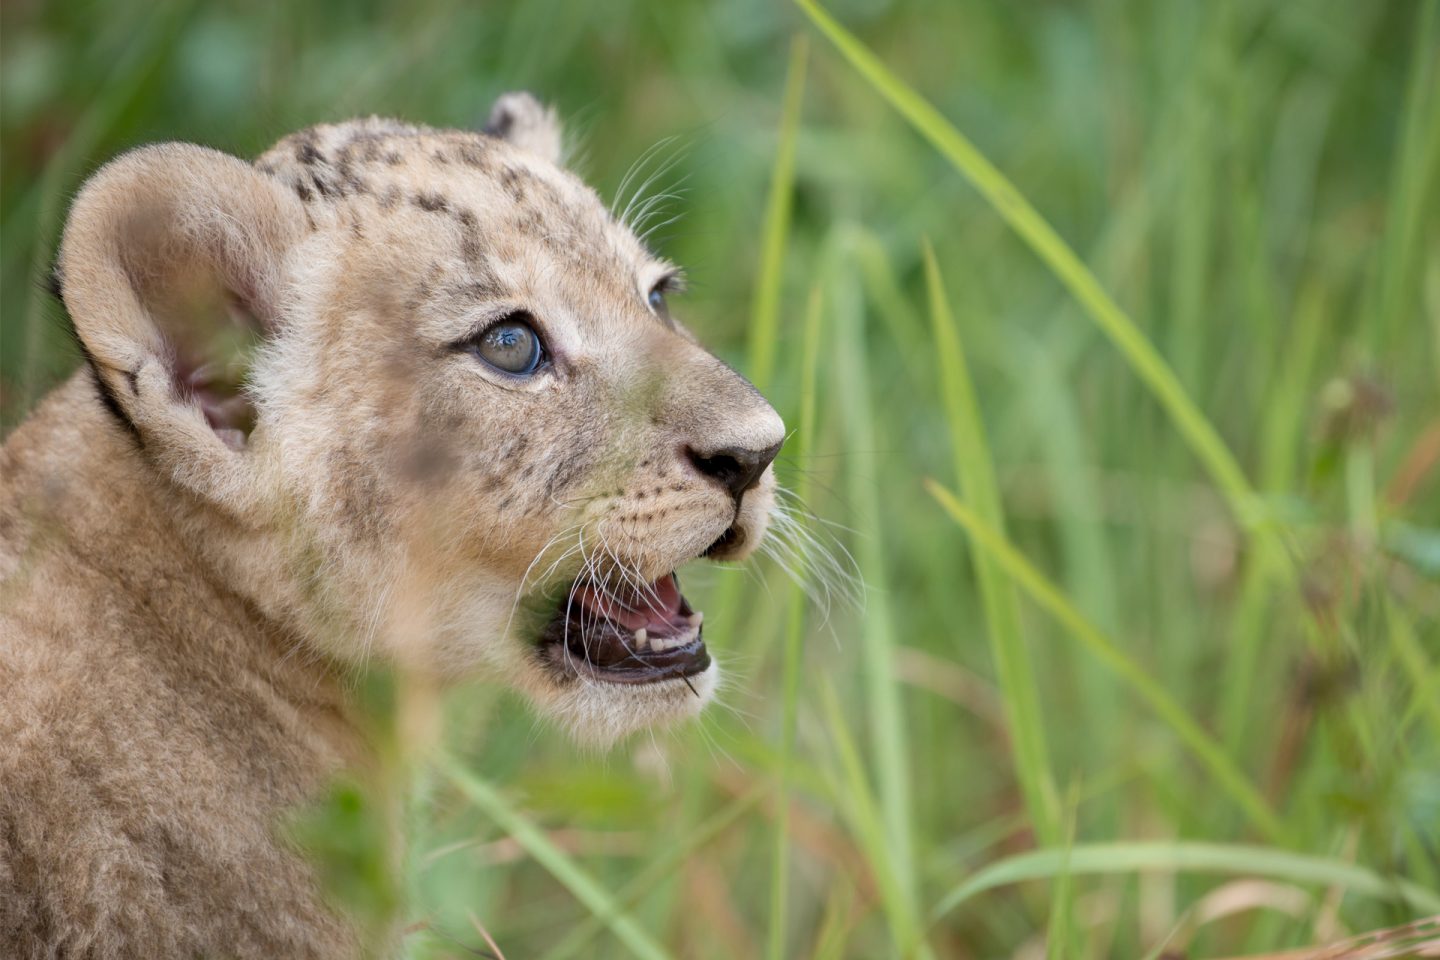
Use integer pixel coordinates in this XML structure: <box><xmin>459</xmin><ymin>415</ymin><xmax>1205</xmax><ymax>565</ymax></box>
<box><xmin>1</xmin><ymin>93</ymin><xmax>783</xmax><ymax>958</ymax></box>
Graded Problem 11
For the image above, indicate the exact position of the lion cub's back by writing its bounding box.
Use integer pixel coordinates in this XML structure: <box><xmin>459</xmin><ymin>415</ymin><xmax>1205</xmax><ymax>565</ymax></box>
<box><xmin>0</xmin><ymin>380</ymin><xmax>354</xmax><ymax>959</ymax></box>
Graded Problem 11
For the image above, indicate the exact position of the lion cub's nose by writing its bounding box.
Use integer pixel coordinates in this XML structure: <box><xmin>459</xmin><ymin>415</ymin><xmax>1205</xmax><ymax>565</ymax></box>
<box><xmin>686</xmin><ymin>439</ymin><xmax>783</xmax><ymax>501</ymax></box>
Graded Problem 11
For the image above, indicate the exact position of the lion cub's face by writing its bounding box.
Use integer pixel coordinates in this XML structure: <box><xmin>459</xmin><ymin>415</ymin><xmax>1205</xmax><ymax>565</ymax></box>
<box><xmin>67</xmin><ymin>95</ymin><xmax>779</xmax><ymax>742</ymax></box>
<box><xmin>58</xmin><ymin>94</ymin><xmax>783</xmax><ymax>742</ymax></box>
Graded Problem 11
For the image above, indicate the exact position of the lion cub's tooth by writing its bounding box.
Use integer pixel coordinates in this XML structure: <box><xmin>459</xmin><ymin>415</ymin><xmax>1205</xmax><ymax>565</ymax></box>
<box><xmin>633</xmin><ymin>628</ymin><xmax>648</xmax><ymax>650</ymax></box>
<box><xmin>688</xmin><ymin>611</ymin><xmax>704</xmax><ymax>629</ymax></box>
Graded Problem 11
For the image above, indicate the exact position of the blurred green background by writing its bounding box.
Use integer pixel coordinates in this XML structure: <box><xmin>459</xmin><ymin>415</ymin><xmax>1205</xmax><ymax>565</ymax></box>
<box><xmin>3</xmin><ymin>0</ymin><xmax>1439</xmax><ymax>957</ymax></box>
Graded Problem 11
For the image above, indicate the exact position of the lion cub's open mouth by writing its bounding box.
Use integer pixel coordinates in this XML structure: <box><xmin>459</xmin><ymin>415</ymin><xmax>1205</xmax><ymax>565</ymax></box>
<box><xmin>539</xmin><ymin>572</ymin><xmax>709</xmax><ymax>684</ymax></box>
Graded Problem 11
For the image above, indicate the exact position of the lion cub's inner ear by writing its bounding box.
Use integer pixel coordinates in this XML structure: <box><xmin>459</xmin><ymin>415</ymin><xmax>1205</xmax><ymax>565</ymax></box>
<box><xmin>57</xmin><ymin>143</ymin><xmax>305</xmax><ymax>502</ymax></box>
<box><xmin>483</xmin><ymin>91</ymin><xmax>564</xmax><ymax>164</ymax></box>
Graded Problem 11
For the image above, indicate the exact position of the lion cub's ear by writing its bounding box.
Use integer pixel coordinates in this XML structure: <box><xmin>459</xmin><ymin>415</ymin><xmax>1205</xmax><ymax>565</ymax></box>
<box><xmin>57</xmin><ymin>143</ymin><xmax>305</xmax><ymax>508</ymax></box>
<box><xmin>482</xmin><ymin>91</ymin><xmax>564</xmax><ymax>164</ymax></box>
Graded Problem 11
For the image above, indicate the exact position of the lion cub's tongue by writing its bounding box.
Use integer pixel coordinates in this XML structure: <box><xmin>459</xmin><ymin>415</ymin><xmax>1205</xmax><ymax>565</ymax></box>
<box><xmin>573</xmin><ymin>574</ymin><xmax>682</xmax><ymax>632</ymax></box>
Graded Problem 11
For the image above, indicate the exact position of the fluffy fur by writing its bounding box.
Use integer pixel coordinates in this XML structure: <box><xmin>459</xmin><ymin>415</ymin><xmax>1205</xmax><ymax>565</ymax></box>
<box><xmin>1</xmin><ymin>93</ymin><xmax>783</xmax><ymax>957</ymax></box>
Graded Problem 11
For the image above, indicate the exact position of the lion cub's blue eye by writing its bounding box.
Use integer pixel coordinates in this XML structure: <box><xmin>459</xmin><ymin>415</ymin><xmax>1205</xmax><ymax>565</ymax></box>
<box><xmin>474</xmin><ymin>314</ymin><xmax>544</xmax><ymax>375</ymax></box>
<box><xmin>648</xmin><ymin>284</ymin><xmax>670</xmax><ymax>321</ymax></box>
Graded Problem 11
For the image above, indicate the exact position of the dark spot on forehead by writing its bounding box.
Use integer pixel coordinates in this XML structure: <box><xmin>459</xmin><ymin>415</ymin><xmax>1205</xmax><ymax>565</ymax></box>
<box><xmin>499</xmin><ymin>166</ymin><xmax>528</xmax><ymax>202</ymax></box>
<box><xmin>514</xmin><ymin>208</ymin><xmax>543</xmax><ymax>234</ymax></box>
<box><xmin>453</xmin><ymin>206</ymin><xmax>485</xmax><ymax>265</ymax></box>
<box><xmin>338</xmin><ymin>160</ymin><xmax>370</xmax><ymax>196</ymax></box>
<box><xmin>460</xmin><ymin>235</ymin><xmax>483</xmax><ymax>266</ymax></box>
<box><xmin>450</xmin><ymin>272</ymin><xmax>504</xmax><ymax>302</ymax></box>
<box><xmin>532</xmin><ymin>176</ymin><xmax>564</xmax><ymax>206</ymax></box>
<box><xmin>343</xmin><ymin>128</ymin><xmax>392</xmax><ymax>157</ymax></box>
<box><xmin>295</xmin><ymin>182</ymin><xmax>315</xmax><ymax>203</ymax></box>
<box><xmin>414</xmin><ymin>192</ymin><xmax>448</xmax><ymax>213</ymax></box>
<box><xmin>454</xmin><ymin>141</ymin><xmax>489</xmax><ymax>168</ymax></box>
<box><xmin>297</xmin><ymin>142</ymin><xmax>324</xmax><ymax>165</ymax></box>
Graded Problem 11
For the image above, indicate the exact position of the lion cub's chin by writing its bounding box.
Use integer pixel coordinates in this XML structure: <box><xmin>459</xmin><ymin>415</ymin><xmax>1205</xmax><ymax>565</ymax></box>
<box><xmin>523</xmin><ymin>663</ymin><xmax>720</xmax><ymax>749</ymax></box>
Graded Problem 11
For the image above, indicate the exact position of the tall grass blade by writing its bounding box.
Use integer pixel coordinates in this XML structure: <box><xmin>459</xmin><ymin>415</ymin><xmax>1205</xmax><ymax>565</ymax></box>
<box><xmin>925</xmin><ymin>481</ymin><xmax>1286</xmax><ymax>843</ymax></box>
<box><xmin>932</xmin><ymin>842</ymin><xmax>1440</xmax><ymax>921</ymax></box>
<box><xmin>1044</xmin><ymin>783</ymin><xmax>1081</xmax><ymax>960</ymax></box>
<box><xmin>832</xmin><ymin>235</ymin><xmax>920</xmax><ymax>917</ymax></box>
<box><xmin>794</xmin><ymin>0</ymin><xmax>1265</xmax><ymax>534</ymax></box>
<box><xmin>924</xmin><ymin>241</ymin><xmax>1059</xmax><ymax>844</ymax></box>
<box><xmin>541</xmin><ymin>786</ymin><xmax>766</xmax><ymax>960</ymax></box>
<box><xmin>816</xmin><ymin>680</ymin><xmax>932</xmax><ymax>958</ymax></box>
<box><xmin>434</xmin><ymin>752</ymin><xmax>673</xmax><ymax>960</ymax></box>
<box><xmin>747</xmin><ymin>33</ymin><xmax>809</xmax><ymax>393</ymax></box>
<box><xmin>767</xmin><ymin>282</ymin><xmax>825</xmax><ymax>960</ymax></box>
<box><xmin>1221</xmin><ymin>279</ymin><xmax>1329</xmax><ymax>750</ymax></box>
<box><xmin>1370</xmin><ymin>0</ymin><xmax>1439</xmax><ymax>352</ymax></box>
<box><xmin>1389</xmin><ymin>603</ymin><xmax>1440</xmax><ymax>741</ymax></box>
<box><xmin>708</xmin><ymin>28</ymin><xmax>806</xmax><ymax>655</ymax></box>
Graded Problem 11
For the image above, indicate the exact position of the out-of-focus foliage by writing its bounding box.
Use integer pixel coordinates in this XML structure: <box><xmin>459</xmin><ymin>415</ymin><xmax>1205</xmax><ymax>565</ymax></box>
<box><xmin>3</xmin><ymin>0</ymin><xmax>1438</xmax><ymax>956</ymax></box>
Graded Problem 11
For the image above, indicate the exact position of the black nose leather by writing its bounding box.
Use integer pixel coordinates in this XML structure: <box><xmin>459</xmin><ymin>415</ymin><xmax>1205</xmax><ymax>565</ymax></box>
<box><xmin>687</xmin><ymin>440</ymin><xmax>782</xmax><ymax>501</ymax></box>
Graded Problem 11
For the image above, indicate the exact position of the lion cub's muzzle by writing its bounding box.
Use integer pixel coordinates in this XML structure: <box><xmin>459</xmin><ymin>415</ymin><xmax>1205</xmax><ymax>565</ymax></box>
<box><xmin>539</xmin><ymin>572</ymin><xmax>709</xmax><ymax>684</ymax></box>
<box><xmin>535</xmin><ymin>436</ymin><xmax>782</xmax><ymax>687</ymax></box>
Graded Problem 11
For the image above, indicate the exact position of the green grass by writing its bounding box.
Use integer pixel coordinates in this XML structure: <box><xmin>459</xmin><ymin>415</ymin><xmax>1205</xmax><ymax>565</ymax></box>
<box><xmin>925</xmin><ymin>240</ymin><xmax>1061</xmax><ymax>847</ymax></box>
<box><xmin>795</xmin><ymin>0</ymin><xmax>1269</xmax><ymax>536</ymax></box>
<box><xmin>748</xmin><ymin>33</ymin><xmax>809</xmax><ymax>396</ymax></box>
<box><xmin>3</xmin><ymin>0</ymin><xmax>1439</xmax><ymax>956</ymax></box>
<box><xmin>768</xmin><ymin>280</ymin><xmax>825</xmax><ymax>960</ymax></box>
<box><xmin>926</xmin><ymin>481</ymin><xmax>1285</xmax><ymax>844</ymax></box>
<box><xmin>435</xmin><ymin>753</ymin><xmax>672</xmax><ymax>960</ymax></box>
<box><xmin>933</xmin><ymin>841</ymin><xmax>1440</xmax><ymax>920</ymax></box>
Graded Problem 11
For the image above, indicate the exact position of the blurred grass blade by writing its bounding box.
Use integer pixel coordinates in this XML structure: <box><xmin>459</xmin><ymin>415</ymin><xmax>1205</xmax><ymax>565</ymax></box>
<box><xmin>696</xmin><ymin>29</ymin><xmax>806</xmax><ymax>656</ymax></box>
<box><xmin>1370</xmin><ymin>0</ymin><xmax>1439</xmax><ymax>351</ymax></box>
<box><xmin>435</xmin><ymin>752</ymin><xmax>673</xmax><ymax>960</ymax></box>
<box><xmin>925</xmin><ymin>481</ymin><xmax>1286</xmax><ymax>843</ymax></box>
<box><xmin>1389</xmin><ymin>602</ymin><xmax>1440</xmax><ymax>740</ymax></box>
<box><xmin>832</xmin><ymin>236</ymin><xmax>919</xmax><ymax>904</ymax></box>
<box><xmin>768</xmin><ymin>281</ymin><xmax>824</xmax><ymax>960</ymax></box>
<box><xmin>709</xmin><ymin>26</ymin><xmax>808</xmax><ymax>656</ymax></box>
<box><xmin>542</xmin><ymin>786</ymin><xmax>765</xmax><ymax>960</ymax></box>
<box><xmin>747</xmin><ymin>32</ymin><xmax>809</xmax><ymax>392</ymax></box>
<box><xmin>924</xmin><ymin>241</ymin><xmax>1059</xmax><ymax>844</ymax></box>
<box><xmin>816</xmin><ymin>680</ymin><xmax>932</xmax><ymax>958</ymax></box>
<box><xmin>850</xmin><ymin>226</ymin><xmax>930</xmax><ymax>384</ymax></box>
<box><xmin>1044</xmin><ymin>783</ymin><xmax>1081</xmax><ymax>960</ymax></box>
<box><xmin>932</xmin><ymin>842</ymin><xmax>1440</xmax><ymax>921</ymax></box>
<box><xmin>796</xmin><ymin>0</ymin><xmax>1264</xmax><ymax>533</ymax></box>
<box><xmin>1221</xmin><ymin>279</ymin><xmax>1329</xmax><ymax>750</ymax></box>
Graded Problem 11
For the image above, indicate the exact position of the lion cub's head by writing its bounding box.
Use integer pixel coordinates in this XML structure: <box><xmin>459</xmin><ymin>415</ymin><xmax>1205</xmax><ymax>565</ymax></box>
<box><xmin>57</xmin><ymin>93</ymin><xmax>784</xmax><ymax>743</ymax></box>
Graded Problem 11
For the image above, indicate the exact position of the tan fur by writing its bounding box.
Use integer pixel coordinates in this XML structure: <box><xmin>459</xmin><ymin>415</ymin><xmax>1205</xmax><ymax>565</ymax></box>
<box><xmin>1</xmin><ymin>94</ymin><xmax>784</xmax><ymax>957</ymax></box>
